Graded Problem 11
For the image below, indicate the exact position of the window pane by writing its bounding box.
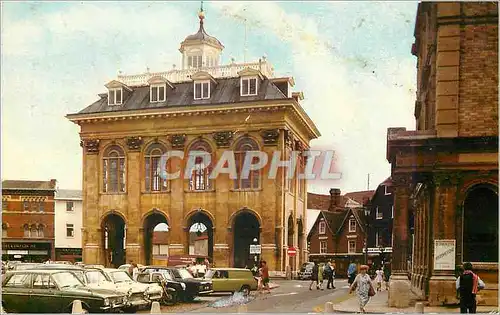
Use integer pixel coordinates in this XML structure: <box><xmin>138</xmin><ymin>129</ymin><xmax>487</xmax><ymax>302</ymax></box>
<box><xmin>242</xmin><ymin>79</ymin><xmax>249</xmax><ymax>95</ymax></box>
<box><xmin>188</xmin><ymin>56</ymin><xmax>193</xmax><ymax>68</ymax></box>
<box><xmin>152</xmin><ymin>245</ymin><xmax>159</xmax><ymax>255</ymax></box>
<box><xmin>110</xmin><ymin>159</ymin><xmax>118</xmax><ymax>192</ymax></box>
<box><xmin>151</xmin><ymin>87</ymin><xmax>158</xmax><ymax>102</ymax></box>
<box><xmin>109</xmin><ymin>90</ymin><xmax>115</xmax><ymax>104</ymax></box>
<box><xmin>249</xmin><ymin>78</ymin><xmax>257</xmax><ymax>94</ymax></box>
<box><xmin>197</xmin><ymin>56</ymin><xmax>202</xmax><ymax>68</ymax></box>
<box><xmin>119</xmin><ymin>158</ymin><xmax>126</xmax><ymax>192</ymax></box>
<box><xmin>159</xmin><ymin>86</ymin><xmax>165</xmax><ymax>101</ymax></box>
<box><xmin>202</xmin><ymin>82</ymin><xmax>209</xmax><ymax>98</ymax></box>
<box><xmin>252</xmin><ymin>170</ymin><xmax>259</xmax><ymax>188</ymax></box>
<box><xmin>116</xmin><ymin>89</ymin><xmax>122</xmax><ymax>104</ymax></box>
<box><xmin>195</xmin><ymin>83</ymin><xmax>202</xmax><ymax>99</ymax></box>
<box><xmin>145</xmin><ymin>158</ymin><xmax>151</xmax><ymax>191</ymax></box>
<box><xmin>103</xmin><ymin>160</ymin><xmax>108</xmax><ymax>192</ymax></box>
<box><xmin>152</xmin><ymin>157</ymin><xmax>160</xmax><ymax>191</ymax></box>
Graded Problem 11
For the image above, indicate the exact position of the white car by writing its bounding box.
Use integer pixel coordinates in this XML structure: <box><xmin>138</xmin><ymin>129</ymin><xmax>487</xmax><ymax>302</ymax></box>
<box><xmin>101</xmin><ymin>268</ymin><xmax>163</xmax><ymax>312</ymax></box>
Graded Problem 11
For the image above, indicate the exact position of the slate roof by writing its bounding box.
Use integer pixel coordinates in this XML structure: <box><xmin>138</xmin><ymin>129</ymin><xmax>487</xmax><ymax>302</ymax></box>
<box><xmin>55</xmin><ymin>189</ymin><xmax>82</xmax><ymax>200</ymax></box>
<box><xmin>343</xmin><ymin>190</ymin><xmax>375</xmax><ymax>206</ymax></box>
<box><xmin>2</xmin><ymin>180</ymin><xmax>56</xmax><ymax>191</ymax></box>
<box><xmin>182</xmin><ymin>20</ymin><xmax>224</xmax><ymax>48</ymax></box>
<box><xmin>322</xmin><ymin>210</ymin><xmax>347</xmax><ymax>234</ymax></box>
<box><xmin>77</xmin><ymin>77</ymin><xmax>288</xmax><ymax>115</ymax></box>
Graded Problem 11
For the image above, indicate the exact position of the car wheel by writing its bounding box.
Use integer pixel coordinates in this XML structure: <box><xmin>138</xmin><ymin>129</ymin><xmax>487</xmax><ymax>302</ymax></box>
<box><xmin>240</xmin><ymin>285</ymin><xmax>251</xmax><ymax>296</ymax></box>
<box><xmin>184</xmin><ymin>295</ymin><xmax>195</xmax><ymax>302</ymax></box>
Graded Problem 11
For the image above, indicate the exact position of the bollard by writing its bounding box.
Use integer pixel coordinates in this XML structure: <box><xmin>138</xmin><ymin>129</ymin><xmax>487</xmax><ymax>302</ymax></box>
<box><xmin>237</xmin><ymin>304</ymin><xmax>248</xmax><ymax>313</ymax></box>
<box><xmin>324</xmin><ymin>302</ymin><xmax>334</xmax><ymax>313</ymax></box>
<box><xmin>71</xmin><ymin>300</ymin><xmax>84</xmax><ymax>314</ymax></box>
<box><xmin>414</xmin><ymin>302</ymin><xmax>424</xmax><ymax>313</ymax></box>
<box><xmin>150</xmin><ymin>301</ymin><xmax>161</xmax><ymax>314</ymax></box>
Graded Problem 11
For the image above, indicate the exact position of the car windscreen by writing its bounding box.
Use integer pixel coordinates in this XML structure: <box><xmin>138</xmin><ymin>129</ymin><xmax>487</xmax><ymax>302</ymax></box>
<box><xmin>173</xmin><ymin>268</ymin><xmax>193</xmax><ymax>279</ymax></box>
<box><xmin>85</xmin><ymin>270</ymin><xmax>110</xmax><ymax>284</ymax></box>
<box><xmin>143</xmin><ymin>269</ymin><xmax>174</xmax><ymax>281</ymax></box>
<box><xmin>52</xmin><ymin>272</ymin><xmax>84</xmax><ymax>289</ymax></box>
<box><xmin>204</xmin><ymin>270</ymin><xmax>214</xmax><ymax>279</ymax></box>
<box><xmin>110</xmin><ymin>271</ymin><xmax>133</xmax><ymax>283</ymax></box>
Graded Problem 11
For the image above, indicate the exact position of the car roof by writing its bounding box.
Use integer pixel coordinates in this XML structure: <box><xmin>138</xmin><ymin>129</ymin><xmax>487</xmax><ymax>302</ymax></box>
<box><xmin>103</xmin><ymin>268</ymin><xmax>124</xmax><ymax>272</ymax></box>
<box><xmin>211</xmin><ymin>268</ymin><xmax>252</xmax><ymax>271</ymax></box>
<box><xmin>7</xmin><ymin>269</ymin><xmax>74</xmax><ymax>275</ymax></box>
<box><xmin>33</xmin><ymin>264</ymin><xmax>83</xmax><ymax>269</ymax></box>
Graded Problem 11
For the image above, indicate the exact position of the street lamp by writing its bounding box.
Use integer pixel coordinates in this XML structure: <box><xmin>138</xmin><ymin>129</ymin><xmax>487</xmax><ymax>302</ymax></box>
<box><xmin>253</xmin><ymin>238</ymin><xmax>259</xmax><ymax>263</ymax></box>
<box><xmin>363</xmin><ymin>206</ymin><xmax>371</xmax><ymax>265</ymax></box>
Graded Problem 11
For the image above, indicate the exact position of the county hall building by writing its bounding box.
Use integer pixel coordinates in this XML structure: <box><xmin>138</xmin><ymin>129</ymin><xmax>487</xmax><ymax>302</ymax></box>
<box><xmin>67</xmin><ymin>8</ymin><xmax>320</xmax><ymax>276</ymax></box>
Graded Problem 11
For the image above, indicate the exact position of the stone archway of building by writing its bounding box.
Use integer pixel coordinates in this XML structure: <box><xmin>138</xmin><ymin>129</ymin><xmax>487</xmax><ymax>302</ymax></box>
<box><xmin>101</xmin><ymin>213</ymin><xmax>126</xmax><ymax>268</ymax></box>
<box><xmin>143</xmin><ymin>210</ymin><xmax>169</xmax><ymax>266</ymax></box>
<box><xmin>186</xmin><ymin>211</ymin><xmax>214</xmax><ymax>260</ymax></box>
<box><xmin>233</xmin><ymin>211</ymin><xmax>261</xmax><ymax>268</ymax></box>
<box><xmin>463</xmin><ymin>184</ymin><xmax>498</xmax><ymax>263</ymax></box>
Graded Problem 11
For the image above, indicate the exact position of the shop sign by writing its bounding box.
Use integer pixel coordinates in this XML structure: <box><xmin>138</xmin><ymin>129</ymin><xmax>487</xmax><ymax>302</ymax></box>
<box><xmin>3</xmin><ymin>243</ymin><xmax>49</xmax><ymax>250</ymax></box>
<box><xmin>29</xmin><ymin>250</ymin><xmax>48</xmax><ymax>255</ymax></box>
<box><xmin>6</xmin><ymin>250</ymin><xmax>29</xmax><ymax>255</ymax></box>
<box><xmin>434</xmin><ymin>239</ymin><xmax>455</xmax><ymax>270</ymax></box>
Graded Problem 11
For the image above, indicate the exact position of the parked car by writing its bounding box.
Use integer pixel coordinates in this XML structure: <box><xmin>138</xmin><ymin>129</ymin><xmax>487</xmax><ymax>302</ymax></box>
<box><xmin>159</xmin><ymin>267</ymin><xmax>213</xmax><ymax>302</ymax></box>
<box><xmin>298</xmin><ymin>262</ymin><xmax>314</xmax><ymax>280</ymax></box>
<box><xmin>137</xmin><ymin>266</ymin><xmax>188</xmax><ymax>303</ymax></box>
<box><xmin>2</xmin><ymin>270</ymin><xmax>127</xmax><ymax>313</ymax></box>
<box><xmin>204</xmin><ymin>268</ymin><xmax>257</xmax><ymax>296</ymax></box>
<box><xmin>101</xmin><ymin>268</ymin><xmax>163</xmax><ymax>312</ymax></box>
<box><xmin>11</xmin><ymin>263</ymin><xmax>42</xmax><ymax>271</ymax></box>
<box><xmin>118</xmin><ymin>264</ymin><xmax>145</xmax><ymax>275</ymax></box>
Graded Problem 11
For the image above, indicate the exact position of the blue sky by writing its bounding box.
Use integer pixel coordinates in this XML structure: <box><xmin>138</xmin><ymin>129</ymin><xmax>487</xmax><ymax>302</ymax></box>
<box><xmin>1</xmin><ymin>1</ymin><xmax>418</xmax><ymax>194</ymax></box>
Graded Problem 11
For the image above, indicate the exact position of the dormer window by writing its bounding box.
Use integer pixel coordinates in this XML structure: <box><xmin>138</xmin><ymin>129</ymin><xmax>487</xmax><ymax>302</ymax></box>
<box><xmin>108</xmin><ymin>88</ymin><xmax>123</xmax><ymax>105</ymax></box>
<box><xmin>150</xmin><ymin>84</ymin><xmax>166</xmax><ymax>103</ymax></box>
<box><xmin>241</xmin><ymin>77</ymin><xmax>258</xmax><ymax>96</ymax></box>
<box><xmin>194</xmin><ymin>81</ymin><xmax>210</xmax><ymax>100</ymax></box>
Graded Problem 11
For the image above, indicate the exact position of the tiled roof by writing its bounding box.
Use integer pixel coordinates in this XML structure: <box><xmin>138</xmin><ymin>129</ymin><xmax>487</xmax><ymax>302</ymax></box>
<box><xmin>55</xmin><ymin>189</ymin><xmax>82</xmax><ymax>200</ymax></box>
<box><xmin>77</xmin><ymin>77</ymin><xmax>287</xmax><ymax>115</ymax></box>
<box><xmin>307</xmin><ymin>192</ymin><xmax>330</xmax><ymax>210</ymax></box>
<box><xmin>322</xmin><ymin>210</ymin><xmax>347</xmax><ymax>235</ymax></box>
<box><xmin>2</xmin><ymin>180</ymin><xmax>56</xmax><ymax>191</ymax></box>
<box><xmin>344</xmin><ymin>190</ymin><xmax>375</xmax><ymax>206</ymax></box>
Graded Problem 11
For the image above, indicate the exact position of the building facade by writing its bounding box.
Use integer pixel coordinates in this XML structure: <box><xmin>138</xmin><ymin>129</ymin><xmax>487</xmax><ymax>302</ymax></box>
<box><xmin>2</xmin><ymin>180</ymin><xmax>57</xmax><ymax>262</ymax></box>
<box><xmin>67</xmin><ymin>10</ymin><xmax>320</xmax><ymax>276</ymax></box>
<box><xmin>386</xmin><ymin>2</ymin><xmax>498</xmax><ymax>307</ymax></box>
<box><xmin>54</xmin><ymin>189</ymin><xmax>83</xmax><ymax>262</ymax></box>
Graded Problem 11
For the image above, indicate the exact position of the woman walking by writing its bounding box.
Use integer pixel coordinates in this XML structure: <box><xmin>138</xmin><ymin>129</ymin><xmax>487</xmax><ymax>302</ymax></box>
<box><xmin>317</xmin><ymin>263</ymin><xmax>324</xmax><ymax>290</ymax></box>
<box><xmin>349</xmin><ymin>265</ymin><xmax>375</xmax><ymax>313</ymax></box>
<box><xmin>375</xmin><ymin>267</ymin><xmax>383</xmax><ymax>292</ymax></box>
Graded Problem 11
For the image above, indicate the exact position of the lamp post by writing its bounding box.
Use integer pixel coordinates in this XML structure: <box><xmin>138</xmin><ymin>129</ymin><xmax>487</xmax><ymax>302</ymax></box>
<box><xmin>363</xmin><ymin>206</ymin><xmax>371</xmax><ymax>265</ymax></box>
<box><xmin>253</xmin><ymin>238</ymin><xmax>259</xmax><ymax>263</ymax></box>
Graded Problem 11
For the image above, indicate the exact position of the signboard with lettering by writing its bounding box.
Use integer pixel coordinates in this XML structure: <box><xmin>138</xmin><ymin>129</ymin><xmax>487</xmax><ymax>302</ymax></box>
<box><xmin>433</xmin><ymin>239</ymin><xmax>456</xmax><ymax>270</ymax></box>
<box><xmin>249</xmin><ymin>245</ymin><xmax>262</xmax><ymax>254</ymax></box>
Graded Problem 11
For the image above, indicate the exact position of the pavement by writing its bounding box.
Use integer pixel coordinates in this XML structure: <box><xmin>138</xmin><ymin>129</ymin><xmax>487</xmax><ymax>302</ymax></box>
<box><xmin>330</xmin><ymin>287</ymin><xmax>500</xmax><ymax>314</ymax></box>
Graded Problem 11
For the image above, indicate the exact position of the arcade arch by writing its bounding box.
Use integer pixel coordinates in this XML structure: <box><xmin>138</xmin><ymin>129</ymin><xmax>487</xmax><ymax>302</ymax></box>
<box><xmin>186</xmin><ymin>210</ymin><xmax>214</xmax><ymax>260</ymax></box>
<box><xmin>101</xmin><ymin>213</ymin><xmax>126</xmax><ymax>268</ymax></box>
<box><xmin>232</xmin><ymin>210</ymin><xmax>261</xmax><ymax>268</ymax></box>
<box><xmin>143</xmin><ymin>210</ymin><xmax>169</xmax><ymax>265</ymax></box>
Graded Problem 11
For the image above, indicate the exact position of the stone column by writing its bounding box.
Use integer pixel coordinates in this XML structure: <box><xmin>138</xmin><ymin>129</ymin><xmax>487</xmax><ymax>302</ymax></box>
<box><xmin>388</xmin><ymin>173</ymin><xmax>412</xmax><ymax>308</ymax></box>
<box><xmin>168</xmin><ymin>135</ymin><xmax>186</xmax><ymax>257</ymax></box>
<box><xmin>428</xmin><ymin>172</ymin><xmax>460</xmax><ymax>305</ymax></box>
<box><xmin>125</xmin><ymin>137</ymin><xmax>143</xmax><ymax>264</ymax></box>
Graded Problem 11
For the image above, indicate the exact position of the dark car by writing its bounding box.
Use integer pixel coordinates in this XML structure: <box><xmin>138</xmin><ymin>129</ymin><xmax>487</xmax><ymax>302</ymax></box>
<box><xmin>2</xmin><ymin>270</ymin><xmax>127</xmax><ymax>313</ymax></box>
<box><xmin>137</xmin><ymin>267</ymin><xmax>188</xmax><ymax>304</ymax></box>
<box><xmin>32</xmin><ymin>263</ymin><xmax>87</xmax><ymax>283</ymax></box>
<box><xmin>160</xmin><ymin>267</ymin><xmax>212</xmax><ymax>301</ymax></box>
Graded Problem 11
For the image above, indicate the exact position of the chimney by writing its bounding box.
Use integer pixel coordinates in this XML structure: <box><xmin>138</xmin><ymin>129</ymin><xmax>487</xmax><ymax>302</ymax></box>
<box><xmin>50</xmin><ymin>179</ymin><xmax>57</xmax><ymax>189</ymax></box>
<box><xmin>329</xmin><ymin>188</ymin><xmax>341</xmax><ymax>211</ymax></box>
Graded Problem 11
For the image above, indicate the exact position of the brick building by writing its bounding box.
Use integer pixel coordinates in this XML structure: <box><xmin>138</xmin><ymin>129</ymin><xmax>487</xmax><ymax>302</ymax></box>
<box><xmin>2</xmin><ymin>180</ymin><xmax>57</xmax><ymax>262</ymax></box>
<box><xmin>386</xmin><ymin>2</ymin><xmax>498</xmax><ymax>307</ymax></box>
<box><xmin>307</xmin><ymin>188</ymin><xmax>374</xmax><ymax>276</ymax></box>
<box><xmin>66</xmin><ymin>9</ymin><xmax>320</xmax><ymax>275</ymax></box>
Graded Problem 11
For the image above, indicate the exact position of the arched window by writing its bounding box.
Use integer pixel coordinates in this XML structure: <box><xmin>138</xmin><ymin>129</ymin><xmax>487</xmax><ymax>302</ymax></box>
<box><xmin>30</xmin><ymin>224</ymin><xmax>37</xmax><ymax>238</ymax></box>
<box><xmin>2</xmin><ymin>223</ymin><xmax>7</xmax><ymax>238</ymax></box>
<box><xmin>23</xmin><ymin>224</ymin><xmax>30</xmax><ymax>238</ymax></box>
<box><xmin>188</xmin><ymin>140</ymin><xmax>212</xmax><ymax>191</ymax></box>
<box><xmin>145</xmin><ymin>143</ymin><xmax>168</xmax><ymax>192</ymax></box>
<box><xmin>37</xmin><ymin>224</ymin><xmax>44</xmax><ymax>238</ymax></box>
<box><xmin>103</xmin><ymin>146</ymin><xmax>126</xmax><ymax>193</ymax></box>
<box><xmin>234</xmin><ymin>138</ymin><xmax>260</xmax><ymax>190</ymax></box>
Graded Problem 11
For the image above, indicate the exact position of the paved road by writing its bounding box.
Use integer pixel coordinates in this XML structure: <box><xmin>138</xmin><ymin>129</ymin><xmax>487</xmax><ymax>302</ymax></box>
<box><xmin>138</xmin><ymin>279</ymin><xmax>350</xmax><ymax>313</ymax></box>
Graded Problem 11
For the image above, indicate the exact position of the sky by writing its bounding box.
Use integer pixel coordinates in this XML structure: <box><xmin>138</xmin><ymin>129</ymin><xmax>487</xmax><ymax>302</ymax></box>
<box><xmin>1</xmin><ymin>1</ymin><xmax>418</xmax><ymax>195</ymax></box>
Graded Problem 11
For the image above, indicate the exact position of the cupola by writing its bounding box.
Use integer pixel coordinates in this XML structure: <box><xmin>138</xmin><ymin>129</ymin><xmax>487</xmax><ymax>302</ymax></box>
<box><xmin>179</xmin><ymin>5</ymin><xmax>224</xmax><ymax>70</ymax></box>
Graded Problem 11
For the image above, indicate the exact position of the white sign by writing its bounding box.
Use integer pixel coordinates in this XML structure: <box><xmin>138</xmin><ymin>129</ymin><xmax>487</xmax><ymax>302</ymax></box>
<box><xmin>434</xmin><ymin>239</ymin><xmax>456</xmax><ymax>270</ymax></box>
<box><xmin>249</xmin><ymin>244</ymin><xmax>261</xmax><ymax>254</ymax></box>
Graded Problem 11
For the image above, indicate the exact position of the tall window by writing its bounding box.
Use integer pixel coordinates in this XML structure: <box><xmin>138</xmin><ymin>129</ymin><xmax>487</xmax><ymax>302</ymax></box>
<box><xmin>108</xmin><ymin>88</ymin><xmax>123</xmax><ymax>105</ymax></box>
<box><xmin>150</xmin><ymin>84</ymin><xmax>166</xmax><ymax>103</ymax></box>
<box><xmin>39</xmin><ymin>202</ymin><xmax>44</xmax><ymax>212</ymax></box>
<box><xmin>194</xmin><ymin>81</ymin><xmax>210</xmax><ymax>100</ymax></box>
<box><xmin>188</xmin><ymin>55</ymin><xmax>203</xmax><ymax>69</ymax></box>
<box><xmin>66</xmin><ymin>224</ymin><xmax>74</xmax><ymax>237</ymax></box>
<box><xmin>37</xmin><ymin>225</ymin><xmax>44</xmax><ymax>238</ymax></box>
<box><xmin>376</xmin><ymin>206</ymin><xmax>383</xmax><ymax>220</ymax></box>
<box><xmin>240</xmin><ymin>77</ymin><xmax>258</xmax><ymax>96</ymax></box>
<box><xmin>348</xmin><ymin>240</ymin><xmax>356</xmax><ymax>253</ymax></box>
<box><xmin>349</xmin><ymin>218</ymin><xmax>356</xmax><ymax>232</ymax></box>
<box><xmin>23</xmin><ymin>201</ymin><xmax>29</xmax><ymax>211</ymax></box>
<box><xmin>234</xmin><ymin>138</ymin><xmax>260</xmax><ymax>190</ymax></box>
<box><xmin>23</xmin><ymin>224</ymin><xmax>30</xmax><ymax>237</ymax></box>
<box><xmin>318</xmin><ymin>221</ymin><xmax>326</xmax><ymax>235</ymax></box>
<box><xmin>103</xmin><ymin>146</ymin><xmax>126</xmax><ymax>193</ymax></box>
<box><xmin>30</xmin><ymin>224</ymin><xmax>37</xmax><ymax>238</ymax></box>
<box><xmin>2</xmin><ymin>223</ymin><xmax>7</xmax><ymax>238</ymax></box>
<box><xmin>2</xmin><ymin>201</ymin><xmax>7</xmax><ymax>211</ymax></box>
<box><xmin>66</xmin><ymin>201</ymin><xmax>74</xmax><ymax>212</ymax></box>
<box><xmin>320</xmin><ymin>241</ymin><xmax>327</xmax><ymax>254</ymax></box>
<box><xmin>145</xmin><ymin>143</ymin><xmax>168</xmax><ymax>192</ymax></box>
<box><xmin>188</xmin><ymin>140</ymin><xmax>212</xmax><ymax>191</ymax></box>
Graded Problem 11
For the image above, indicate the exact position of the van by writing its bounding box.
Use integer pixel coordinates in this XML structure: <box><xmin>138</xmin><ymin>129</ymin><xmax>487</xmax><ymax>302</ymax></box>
<box><xmin>204</xmin><ymin>268</ymin><xmax>257</xmax><ymax>296</ymax></box>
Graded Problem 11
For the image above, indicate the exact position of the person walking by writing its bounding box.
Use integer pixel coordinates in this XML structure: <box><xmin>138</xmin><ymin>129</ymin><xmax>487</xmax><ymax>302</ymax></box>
<box><xmin>375</xmin><ymin>267</ymin><xmax>384</xmax><ymax>292</ymax></box>
<box><xmin>318</xmin><ymin>263</ymin><xmax>325</xmax><ymax>290</ymax></box>
<box><xmin>325</xmin><ymin>261</ymin><xmax>335</xmax><ymax>289</ymax></box>
<box><xmin>349</xmin><ymin>265</ymin><xmax>375</xmax><ymax>313</ymax></box>
<box><xmin>309</xmin><ymin>262</ymin><xmax>319</xmax><ymax>290</ymax></box>
<box><xmin>347</xmin><ymin>261</ymin><xmax>357</xmax><ymax>285</ymax></box>
<box><xmin>260</xmin><ymin>260</ymin><xmax>271</xmax><ymax>294</ymax></box>
<box><xmin>383</xmin><ymin>264</ymin><xmax>391</xmax><ymax>290</ymax></box>
<box><xmin>456</xmin><ymin>262</ymin><xmax>485</xmax><ymax>313</ymax></box>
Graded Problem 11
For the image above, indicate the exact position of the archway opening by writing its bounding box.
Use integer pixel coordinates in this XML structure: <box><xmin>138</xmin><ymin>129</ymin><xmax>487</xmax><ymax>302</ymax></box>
<box><xmin>101</xmin><ymin>213</ymin><xmax>126</xmax><ymax>268</ymax></box>
<box><xmin>143</xmin><ymin>211</ymin><xmax>169</xmax><ymax>266</ymax></box>
<box><xmin>187</xmin><ymin>212</ymin><xmax>214</xmax><ymax>260</ymax></box>
<box><xmin>463</xmin><ymin>185</ymin><xmax>498</xmax><ymax>262</ymax></box>
<box><xmin>287</xmin><ymin>215</ymin><xmax>295</xmax><ymax>273</ymax></box>
<box><xmin>233</xmin><ymin>211</ymin><xmax>260</xmax><ymax>268</ymax></box>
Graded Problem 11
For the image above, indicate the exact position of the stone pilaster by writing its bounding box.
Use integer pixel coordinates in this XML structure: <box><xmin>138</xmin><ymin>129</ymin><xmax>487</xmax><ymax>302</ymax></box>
<box><xmin>126</xmin><ymin>145</ymin><xmax>142</xmax><ymax>264</ymax></box>
<box><xmin>168</xmin><ymin>150</ymin><xmax>185</xmax><ymax>256</ymax></box>
<box><xmin>388</xmin><ymin>173</ymin><xmax>412</xmax><ymax>308</ymax></box>
<box><xmin>82</xmin><ymin>149</ymin><xmax>101</xmax><ymax>265</ymax></box>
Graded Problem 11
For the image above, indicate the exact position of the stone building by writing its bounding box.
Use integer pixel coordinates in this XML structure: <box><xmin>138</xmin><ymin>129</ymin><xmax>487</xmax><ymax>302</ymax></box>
<box><xmin>67</xmin><ymin>9</ymin><xmax>320</xmax><ymax>275</ymax></box>
<box><xmin>1</xmin><ymin>180</ymin><xmax>57</xmax><ymax>262</ymax></box>
<box><xmin>54</xmin><ymin>189</ymin><xmax>83</xmax><ymax>262</ymax></box>
<box><xmin>386</xmin><ymin>2</ymin><xmax>498</xmax><ymax>307</ymax></box>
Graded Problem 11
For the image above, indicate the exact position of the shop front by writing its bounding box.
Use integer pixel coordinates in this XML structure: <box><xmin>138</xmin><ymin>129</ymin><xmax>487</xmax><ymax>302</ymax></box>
<box><xmin>55</xmin><ymin>248</ymin><xmax>83</xmax><ymax>263</ymax></box>
<box><xmin>2</xmin><ymin>241</ymin><xmax>54</xmax><ymax>263</ymax></box>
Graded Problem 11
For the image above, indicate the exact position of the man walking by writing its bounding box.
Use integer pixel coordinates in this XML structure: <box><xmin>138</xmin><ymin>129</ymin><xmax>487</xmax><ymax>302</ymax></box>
<box><xmin>325</xmin><ymin>261</ymin><xmax>335</xmax><ymax>289</ymax></box>
<box><xmin>456</xmin><ymin>262</ymin><xmax>485</xmax><ymax>313</ymax></box>
<box><xmin>309</xmin><ymin>262</ymin><xmax>319</xmax><ymax>290</ymax></box>
<box><xmin>347</xmin><ymin>261</ymin><xmax>357</xmax><ymax>285</ymax></box>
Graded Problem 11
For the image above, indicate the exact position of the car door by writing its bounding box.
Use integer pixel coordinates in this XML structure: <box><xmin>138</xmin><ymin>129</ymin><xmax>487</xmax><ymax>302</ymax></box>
<box><xmin>2</xmin><ymin>272</ymin><xmax>32</xmax><ymax>313</ymax></box>
<box><xmin>217</xmin><ymin>270</ymin><xmax>230</xmax><ymax>292</ymax></box>
<box><xmin>30</xmin><ymin>273</ymin><xmax>58</xmax><ymax>313</ymax></box>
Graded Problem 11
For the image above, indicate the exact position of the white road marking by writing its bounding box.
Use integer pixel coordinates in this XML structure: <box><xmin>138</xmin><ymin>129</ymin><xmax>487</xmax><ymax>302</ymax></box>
<box><xmin>294</xmin><ymin>284</ymin><xmax>303</xmax><ymax>287</ymax></box>
<box><xmin>273</xmin><ymin>292</ymin><xmax>298</xmax><ymax>297</ymax></box>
